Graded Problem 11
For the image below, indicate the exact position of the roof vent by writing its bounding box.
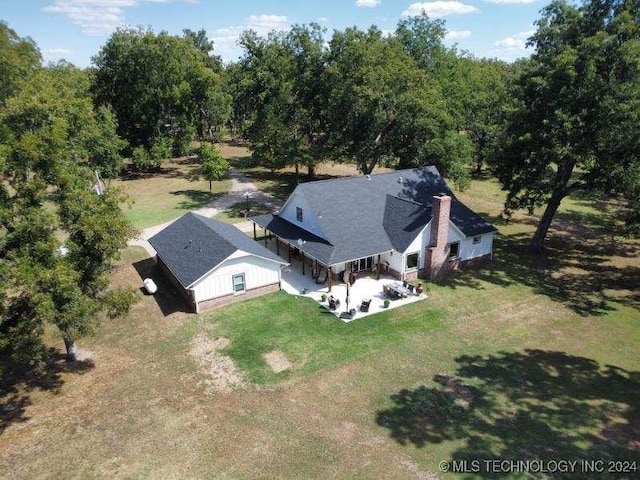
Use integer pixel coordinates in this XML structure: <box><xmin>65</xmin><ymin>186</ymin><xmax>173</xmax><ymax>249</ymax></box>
<box><xmin>398</xmin><ymin>176</ymin><xmax>403</xmax><ymax>184</ymax></box>
<box><xmin>366</xmin><ymin>174</ymin><xmax>371</xmax><ymax>180</ymax></box>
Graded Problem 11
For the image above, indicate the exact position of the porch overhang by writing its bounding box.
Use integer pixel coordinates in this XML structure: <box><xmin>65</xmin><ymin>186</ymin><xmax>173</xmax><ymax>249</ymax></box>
<box><xmin>251</xmin><ymin>214</ymin><xmax>334</xmax><ymax>266</ymax></box>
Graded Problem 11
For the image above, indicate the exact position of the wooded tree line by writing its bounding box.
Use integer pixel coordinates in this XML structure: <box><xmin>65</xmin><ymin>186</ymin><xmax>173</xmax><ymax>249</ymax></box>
<box><xmin>0</xmin><ymin>0</ymin><xmax>638</xmax><ymax>372</ymax></box>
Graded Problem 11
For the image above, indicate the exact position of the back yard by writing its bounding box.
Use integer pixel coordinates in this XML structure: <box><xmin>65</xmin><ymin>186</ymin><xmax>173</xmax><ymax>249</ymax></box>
<box><xmin>1</xmin><ymin>170</ymin><xmax>638</xmax><ymax>478</ymax></box>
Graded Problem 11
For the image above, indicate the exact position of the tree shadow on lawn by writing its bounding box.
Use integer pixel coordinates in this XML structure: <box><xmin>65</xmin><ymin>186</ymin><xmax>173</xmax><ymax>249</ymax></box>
<box><xmin>170</xmin><ymin>189</ymin><xmax>223</xmax><ymax>210</ymax></box>
<box><xmin>376</xmin><ymin>350</ymin><xmax>640</xmax><ymax>476</ymax></box>
<box><xmin>437</xmin><ymin>217</ymin><xmax>640</xmax><ymax>317</ymax></box>
<box><xmin>0</xmin><ymin>351</ymin><xmax>94</xmax><ymax>434</ymax></box>
<box><xmin>120</xmin><ymin>158</ymin><xmax>201</xmax><ymax>183</ymax></box>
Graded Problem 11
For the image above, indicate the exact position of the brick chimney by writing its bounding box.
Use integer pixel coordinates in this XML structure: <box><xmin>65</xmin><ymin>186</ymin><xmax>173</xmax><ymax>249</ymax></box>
<box><xmin>426</xmin><ymin>194</ymin><xmax>451</xmax><ymax>280</ymax></box>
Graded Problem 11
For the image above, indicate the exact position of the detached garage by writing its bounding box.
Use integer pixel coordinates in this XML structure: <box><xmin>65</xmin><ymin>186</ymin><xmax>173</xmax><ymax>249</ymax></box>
<box><xmin>149</xmin><ymin>212</ymin><xmax>288</xmax><ymax>313</ymax></box>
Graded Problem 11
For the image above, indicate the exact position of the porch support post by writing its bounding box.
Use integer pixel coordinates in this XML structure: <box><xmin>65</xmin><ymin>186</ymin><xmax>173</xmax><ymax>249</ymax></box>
<box><xmin>288</xmin><ymin>244</ymin><xmax>292</xmax><ymax>263</ymax></box>
<box><xmin>277</xmin><ymin>239</ymin><xmax>280</xmax><ymax>255</ymax></box>
<box><xmin>264</xmin><ymin>228</ymin><xmax>267</xmax><ymax>246</ymax></box>
<box><xmin>328</xmin><ymin>266</ymin><xmax>333</xmax><ymax>292</ymax></box>
<box><xmin>301</xmin><ymin>252</ymin><xmax>306</xmax><ymax>275</ymax></box>
<box><xmin>376</xmin><ymin>254</ymin><xmax>381</xmax><ymax>280</ymax></box>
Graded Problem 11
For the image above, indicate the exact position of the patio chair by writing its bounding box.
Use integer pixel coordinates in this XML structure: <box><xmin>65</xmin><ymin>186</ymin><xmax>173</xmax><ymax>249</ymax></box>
<box><xmin>359</xmin><ymin>298</ymin><xmax>371</xmax><ymax>312</ymax></box>
<box><xmin>329</xmin><ymin>297</ymin><xmax>341</xmax><ymax>310</ymax></box>
<box><xmin>407</xmin><ymin>284</ymin><xmax>415</xmax><ymax>294</ymax></box>
<box><xmin>340</xmin><ymin>308</ymin><xmax>357</xmax><ymax>320</ymax></box>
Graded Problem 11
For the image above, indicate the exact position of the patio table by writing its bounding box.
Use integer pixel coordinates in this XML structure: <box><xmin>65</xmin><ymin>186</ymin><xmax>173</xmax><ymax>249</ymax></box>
<box><xmin>388</xmin><ymin>282</ymin><xmax>411</xmax><ymax>298</ymax></box>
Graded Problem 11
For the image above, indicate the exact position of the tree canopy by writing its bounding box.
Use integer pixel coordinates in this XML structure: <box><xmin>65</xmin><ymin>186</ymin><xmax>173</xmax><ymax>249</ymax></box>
<box><xmin>495</xmin><ymin>0</ymin><xmax>640</xmax><ymax>252</ymax></box>
<box><xmin>92</xmin><ymin>28</ymin><xmax>231</xmax><ymax>160</ymax></box>
<box><xmin>0</xmin><ymin>57</ymin><xmax>136</xmax><ymax>370</ymax></box>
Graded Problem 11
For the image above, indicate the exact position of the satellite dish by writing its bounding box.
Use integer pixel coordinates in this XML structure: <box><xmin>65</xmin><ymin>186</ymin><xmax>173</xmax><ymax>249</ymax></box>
<box><xmin>297</xmin><ymin>238</ymin><xmax>304</xmax><ymax>247</ymax></box>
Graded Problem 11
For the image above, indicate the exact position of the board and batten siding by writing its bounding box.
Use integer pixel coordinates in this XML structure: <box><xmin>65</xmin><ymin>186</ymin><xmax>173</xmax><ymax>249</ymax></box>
<box><xmin>191</xmin><ymin>254</ymin><xmax>282</xmax><ymax>304</ymax></box>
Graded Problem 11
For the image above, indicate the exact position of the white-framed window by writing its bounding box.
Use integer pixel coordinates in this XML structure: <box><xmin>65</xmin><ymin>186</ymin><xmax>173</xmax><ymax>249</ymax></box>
<box><xmin>406</xmin><ymin>252</ymin><xmax>419</xmax><ymax>270</ymax></box>
<box><xmin>448</xmin><ymin>242</ymin><xmax>460</xmax><ymax>260</ymax></box>
<box><xmin>232</xmin><ymin>273</ymin><xmax>246</xmax><ymax>293</ymax></box>
<box><xmin>472</xmin><ymin>235</ymin><xmax>482</xmax><ymax>244</ymax></box>
<box><xmin>296</xmin><ymin>207</ymin><xmax>303</xmax><ymax>222</ymax></box>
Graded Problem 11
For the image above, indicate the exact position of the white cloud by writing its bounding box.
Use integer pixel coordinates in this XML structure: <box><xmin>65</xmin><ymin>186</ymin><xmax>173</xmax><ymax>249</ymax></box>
<box><xmin>445</xmin><ymin>29</ymin><xmax>471</xmax><ymax>40</ymax></box>
<box><xmin>211</xmin><ymin>14</ymin><xmax>292</xmax><ymax>62</ymax></box>
<box><xmin>356</xmin><ymin>0</ymin><xmax>381</xmax><ymax>7</ymax></box>
<box><xmin>486</xmin><ymin>0</ymin><xmax>537</xmax><ymax>4</ymax></box>
<box><xmin>42</xmin><ymin>47</ymin><xmax>73</xmax><ymax>64</ymax></box>
<box><xmin>43</xmin><ymin>0</ymin><xmax>179</xmax><ymax>36</ymax></box>
<box><xmin>493</xmin><ymin>29</ymin><xmax>535</xmax><ymax>60</ymax></box>
<box><xmin>402</xmin><ymin>1</ymin><xmax>479</xmax><ymax>18</ymax></box>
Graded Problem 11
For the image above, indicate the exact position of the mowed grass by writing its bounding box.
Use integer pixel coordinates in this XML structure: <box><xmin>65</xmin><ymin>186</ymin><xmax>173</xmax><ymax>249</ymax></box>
<box><xmin>222</xmin><ymin>142</ymin><xmax>390</xmax><ymax>200</ymax></box>
<box><xmin>212</xmin><ymin>200</ymin><xmax>270</xmax><ymax>224</ymax></box>
<box><xmin>203</xmin><ymin>291</ymin><xmax>443</xmax><ymax>384</ymax></box>
<box><xmin>115</xmin><ymin>156</ymin><xmax>232</xmax><ymax>229</ymax></box>
<box><xmin>1</xmin><ymin>171</ymin><xmax>638</xmax><ymax>479</ymax></box>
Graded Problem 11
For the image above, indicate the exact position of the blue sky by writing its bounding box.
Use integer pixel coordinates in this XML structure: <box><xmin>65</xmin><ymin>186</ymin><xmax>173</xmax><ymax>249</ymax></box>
<box><xmin>4</xmin><ymin>1</ymin><xmax>549</xmax><ymax>67</ymax></box>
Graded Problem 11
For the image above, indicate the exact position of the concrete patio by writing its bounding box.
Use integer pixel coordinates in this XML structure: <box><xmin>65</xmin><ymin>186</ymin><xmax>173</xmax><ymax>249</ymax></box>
<box><xmin>268</xmin><ymin>241</ymin><xmax>427</xmax><ymax>322</ymax></box>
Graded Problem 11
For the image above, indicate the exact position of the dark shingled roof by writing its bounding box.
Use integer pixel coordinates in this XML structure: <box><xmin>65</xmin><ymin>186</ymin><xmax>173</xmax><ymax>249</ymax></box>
<box><xmin>149</xmin><ymin>212</ymin><xmax>287</xmax><ymax>288</ymax></box>
<box><xmin>252</xmin><ymin>167</ymin><xmax>495</xmax><ymax>266</ymax></box>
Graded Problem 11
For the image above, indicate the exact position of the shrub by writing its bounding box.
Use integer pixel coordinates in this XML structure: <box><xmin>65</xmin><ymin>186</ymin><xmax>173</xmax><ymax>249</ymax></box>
<box><xmin>173</xmin><ymin>124</ymin><xmax>196</xmax><ymax>156</ymax></box>
<box><xmin>149</xmin><ymin>136</ymin><xmax>173</xmax><ymax>162</ymax></box>
<box><xmin>131</xmin><ymin>146</ymin><xmax>156</xmax><ymax>172</ymax></box>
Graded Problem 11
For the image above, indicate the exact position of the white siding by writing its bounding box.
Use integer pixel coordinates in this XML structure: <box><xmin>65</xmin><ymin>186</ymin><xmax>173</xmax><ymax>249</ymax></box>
<box><xmin>458</xmin><ymin>232</ymin><xmax>494</xmax><ymax>261</ymax></box>
<box><xmin>191</xmin><ymin>255</ymin><xmax>282</xmax><ymax>303</ymax></box>
<box><xmin>402</xmin><ymin>223</ymin><xmax>431</xmax><ymax>272</ymax></box>
<box><xmin>398</xmin><ymin>222</ymin><xmax>493</xmax><ymax>271</ymax></box>
<box><xmin>278</xmin><ymin>190</ymin><xmax>325</xmax><ymax>238</ymax></box>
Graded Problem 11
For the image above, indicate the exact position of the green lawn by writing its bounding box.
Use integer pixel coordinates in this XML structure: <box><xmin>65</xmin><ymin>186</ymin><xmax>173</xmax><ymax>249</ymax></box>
<box><xmin>201</xmin><ymin>292</ymin><xmax>444</xmax><ymax>384</ymax></box>
<box><xmin>212</xmin><ymin>200</ymin><xmax>270</xmax><ymax>224</ymax></box>
<box><xmin>1</xmin><ymin>172</ymin><xmax>638</xmax><ymax>479</ymax></box>
<box><xmin>115</xmin><ymin>156</ymin><xmax>232</xmax><ymax>229</ymax></box>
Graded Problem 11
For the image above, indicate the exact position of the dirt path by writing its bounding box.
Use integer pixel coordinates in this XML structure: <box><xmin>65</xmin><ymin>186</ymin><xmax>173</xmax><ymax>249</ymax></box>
<box><xmin>128</xmin><ymin>168</ymin><xmax>284</xmax><ymax>257</ymax></box>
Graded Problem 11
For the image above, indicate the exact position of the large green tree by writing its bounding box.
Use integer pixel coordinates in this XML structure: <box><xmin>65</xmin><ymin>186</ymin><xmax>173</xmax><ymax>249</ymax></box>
<box><xmin>92</xmin><ymin>28</ymin><xmax>231</xmax><ymax>157</ymax></box>
<box><xmin>495</xmin><ymin>0</ymin><xmax>640</xmax><ymax>252</ymax></box>
<box><xmin>0</xmin><ymin>61</ymin><xmax>136</xmax><ymax>368</ymax></box>
<box><xmin>395</xmin><ymin>15</ymin><xmax>511</xmax><ymax>178</ymax></box>
<box><xmin>327</xmin><ymin>25</ymin><xmax>471</xmax><ymax>186</ymax></box>
<box><xmin>235</xmin><ymin>24</ymin><xmax>329</xmax><ymax>178</ymax></box>
<box><xmin>0</xmin><ymin>21</ymin><xmax>41</xmax><ymax>106</ymax></box>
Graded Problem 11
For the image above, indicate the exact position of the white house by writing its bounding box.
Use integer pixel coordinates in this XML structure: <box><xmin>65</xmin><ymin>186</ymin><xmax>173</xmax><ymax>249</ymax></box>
<box><xmin>149</xmin><ymin>213</ymin><xmax>288</xmax><ymax>312</ymax></box>
<box><xmin>251</xmin><ymin>167</ymin><xmax>495</xmax><ymax>284</ymax></box>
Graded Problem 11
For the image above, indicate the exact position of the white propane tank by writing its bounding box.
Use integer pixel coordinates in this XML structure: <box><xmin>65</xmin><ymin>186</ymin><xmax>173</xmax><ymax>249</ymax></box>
<box><xmin>143</xmin><ymin>278</ymin><xmax>158</xmax><ymax>294</ymax></box>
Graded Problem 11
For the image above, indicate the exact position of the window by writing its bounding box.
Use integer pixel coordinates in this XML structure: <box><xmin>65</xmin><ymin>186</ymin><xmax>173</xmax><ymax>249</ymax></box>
<box><xmin>448</xmin><ymin>242</ymin><xmax>460</xmax><ymax>260</ymax></box>
<box><xmin>232</xmin><ymin>273</ymin><xmax>246</xmax><ymax>293</ymax></box>
<box><xmin>406</xmin><ymin>252</ymin><xmax>419</xmax><ymax>269</ymax></box>
<box><xmin>296</xmin><ymin>207</ymin><xmax>303</xmax><ymax>222</ymax></box>
<box><xmin>473</xmin><ymin>235</ymin><xmax>482</xmax><ymax>245</ymax></box>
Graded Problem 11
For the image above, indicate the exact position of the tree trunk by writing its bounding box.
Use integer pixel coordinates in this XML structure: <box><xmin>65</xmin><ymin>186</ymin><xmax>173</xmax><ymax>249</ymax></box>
<box><xmin>530</xmin><ymin>192</ymin><xmax>563</xmax><ymax>253</ymax></box>
<box><xmin>307</xmin><ymin>163</ymin><xmax>316</xmax><ymax>180</ymax></box>
<box><xmin>475</xmin><ymin>135</ymin><xmax>487</xmax><ymax>175</ymax></box>
<box><xmin>530</xmin><ymin>160</ymin><xmax>577</xmax><ymax>253</ymax></box>
<box><xmin>63</xmin><ymin>333</ymin><xmax>77</xmax><ymax>362</ymax></box>
<box><xmin>209</xmin><ymin>179</ymin><xmax>212</xmax><ymax>191</ymax></box>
